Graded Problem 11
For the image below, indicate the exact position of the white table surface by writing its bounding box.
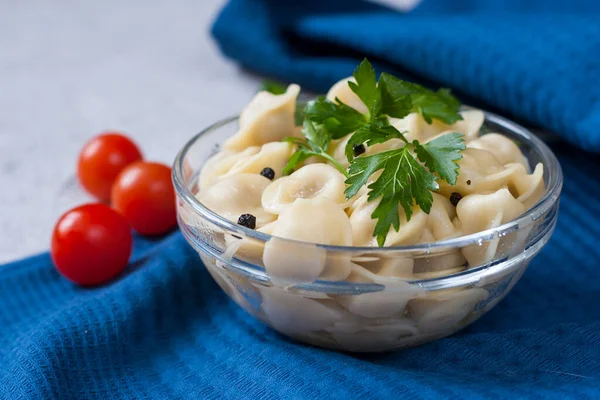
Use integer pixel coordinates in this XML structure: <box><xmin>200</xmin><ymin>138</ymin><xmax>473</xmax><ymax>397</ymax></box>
<box><xmin>0</xmin><ymin>0</ymin><xmax>417</xmax><ymax>263</ymax></box>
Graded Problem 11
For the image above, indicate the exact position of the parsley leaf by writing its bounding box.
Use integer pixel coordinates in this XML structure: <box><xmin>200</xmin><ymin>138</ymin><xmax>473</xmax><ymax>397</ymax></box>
<box><xmin>282</xmin><ymin>149</ymin><xmax>315</xmax><ymax>176</ymax></box>
<box><xmin>379</xmin><ymin>73</ymin><xmax>462</xmax><ymax>124</ymax></box>
<box><xmin>348</xmin><ymin>59</ymin><xmax>381</xmax><ymax>119</ymax></box>
<box><xmin>378</xmin><ymin>76</ymin><xmax>413</xmax><ymax>119</ymax></box>
<box><xmin>295</xmin><ymin>100</ymin><xmax>306</xmax><ymax>126</ymax></box>
<box><xmin>345</xmin><ymin>147</ymin><xmax>439</xmax><ymax>246</ymax></box>
<box><xmin>302</xmin><ymin>118</ymin><xmax>331</xmax><ymax>152</ymax></box>
<box><xmin>344</xmin><ymin>119</ymin><xmax>408</xmax><ymax>161</ymax></box>
<box><xmin>303</xmin><ymin>97</ymin><xmax>366</xmax><ymax>138</ymax></box>
<box><xmin>413</xmin><ymin>132</ymin><xmax>466</xmax><ymax>185</ymax></box>
<box><xmin>259</xmin><ymin>80</ymin><xmax>287</xmax><ymax>95</ymax></box>
<box><xmin>282</xmin><ymin>120</ymin><xmax>348</xmax><ymax>176</ymax></box>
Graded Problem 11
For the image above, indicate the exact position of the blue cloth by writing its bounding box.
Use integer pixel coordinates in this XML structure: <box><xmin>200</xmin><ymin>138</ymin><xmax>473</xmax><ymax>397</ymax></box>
<box><xmin>212</xmin><ymin>0</ymin><xmax>600</xmax><ymax>152</ymax></box>
<box><xmin>1</xmin><ymin>1</ymin><xmax>600</xmax><ymax>399</ymax></box>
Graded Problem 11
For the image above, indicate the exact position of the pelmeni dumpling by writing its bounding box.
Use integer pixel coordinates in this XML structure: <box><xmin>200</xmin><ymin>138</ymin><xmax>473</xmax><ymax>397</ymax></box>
<box><xmin>451</xmin><ymin>109</ymin><xmax>485</xmax><ymax>141</ymax></box>
<box><xmin>437</xmin><ymin>148</ymin><xmax>511</xmax><ymax>196</ymax></box>
<box><xmin>329</xmin><ymin>320</ymin><xmax>419</xmax><ymax>352</ymax></box>
<box><xmin>351</xmin><ymin>254</ymin><xmax>415</xmax><ymax>279</ymax></box>
<box><xmin>199</xmin><ymin>146</ymin><xmax>260</xmax><ymax>190</ymax></box>
<box><xmin>197</xmin><ymin>173</ymin><xmax>276</xmax><ymax>227</ymax></box>
<box><xmin>326</xmin><ymin>77</ymin><xmax>368</xmax><ymax>114</ymax></box>
<box><xmin>390</xmin><ymin>109</ymin><xmax>484</xmax><ymax>143</ymax></box>
<box><xmin>457</xmin><ymin>188</ymin><xmax>525</xmax><ymax>234</ymax></box>
<box><xmin>263</xmin><ymin>197</ymin><xmax>353</xmax><ymax>283</ymax></box>
<box><xmin>468</xmin><ymin>133</ymin><xmax>529</xmax><ymax>168</ymax></box>
<box><xmin>427</xmin><ymin>194</ymin><xmax>460</xmax><ymax>240</ymax></box>
<box><xmin>415</xmin><ymin>204</ymin><xmax>466</xmax><ymax>278</ymax></box>
<box><xmin>505</xmin><ymin>162</ymin><xmax>545</xmax><ymax>209</ymax></box>
<box><xmin>201</xmin><ymin>256</ymin><xmax>258</xmax><ymax>315</ymax></box>
<box><xmin>328</xmin><ymin>135</ymin><xmax>352</xmax><ymax>169</ymax></box>
<box><xmin>413</xmin><ymin>228</ymin><xmax>466</xmax><ymax>277</ymax></box>
<box><xmin>261</xmin><ymin>164</ymin><xmax>347</xmax><ymax>214</ymax></box>
<box><xmin>408</xmin><ymin>288</ymin><xmax>489</xmax><ymax>333</ymax></box>
<box><xmin>456</xmin><ymin>188</ymin><xmax>525</xmax><ymax>266</ymax></box>
<box><xmin>257</xmin><ymin>285</ymin><xmax>346</xmax><ymax>334</ymax></box>
<box><xmin>225</xmin><ymin>141</ymin><xmax>295</xmax><ymax>180</ymax></box>
<box><xmin>223</xmin><ymin>221</ymin><xmax>277</xmax><ymax>266</ymax></box>
<box><xmin>349</xmin><ymin>193</ymin><xmax>428</xmax><ymax>247</ymax></box>
<box><xmin>337</xmin><ymin>264</ymin><xmax>426</xmax><ymax>318</ymax></box>
<box><xmin>224</xmin><ymin>84</ymin><xmax>300</xmax><ymax>150</ymax></box>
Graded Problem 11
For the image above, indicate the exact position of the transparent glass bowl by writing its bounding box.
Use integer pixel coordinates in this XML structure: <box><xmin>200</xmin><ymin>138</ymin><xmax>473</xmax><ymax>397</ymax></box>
<box><xmin>172</xmin><ymin>112</ymin><xmax>562</xmax><ymax>352</ymax></box>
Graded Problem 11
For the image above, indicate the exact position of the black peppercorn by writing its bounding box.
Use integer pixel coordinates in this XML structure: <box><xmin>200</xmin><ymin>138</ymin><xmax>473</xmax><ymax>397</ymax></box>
<box><xmin>237</xmin><ymin>214</ymin><xmax>256</xmax><ymax>229</ymax></box>
<box><xmin>260</xmin><ymin>167</ymin><xmax>275</xmax><ymax>180</ymax></box>
<box><xmin>466</xmin><ymin>179</ymin><xmax>472</xmax><ymax>185</ymax></box>
<box><xmin>353</xmin><ymin>144</ymin><xmax>366</xmax><ymax>156</ymax></box>
<box><xmin>450</xmin><ymin>192</ymin><xmax>463</xmax><ymax>207</ymax></box>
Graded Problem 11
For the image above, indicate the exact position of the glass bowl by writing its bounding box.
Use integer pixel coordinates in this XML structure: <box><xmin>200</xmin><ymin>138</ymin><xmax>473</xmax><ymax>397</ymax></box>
<box><xmin>172</xmin><ymin>112</ymin><xmax>562</xmax><ymax>352</ymax></box>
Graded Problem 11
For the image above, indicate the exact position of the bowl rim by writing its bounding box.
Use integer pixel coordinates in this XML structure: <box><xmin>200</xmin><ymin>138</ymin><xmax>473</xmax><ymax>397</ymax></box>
<box><xmin>173</xmin><ymin>110</ymin><xmax>562</xmax><ymax>255</ymax></box>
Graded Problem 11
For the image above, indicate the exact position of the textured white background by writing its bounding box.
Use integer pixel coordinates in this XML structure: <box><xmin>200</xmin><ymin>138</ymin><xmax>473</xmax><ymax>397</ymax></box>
<box><xmin>0</xmin><ymin>0</ymin><xmax>417</xmax><ymax>263</ymax></box>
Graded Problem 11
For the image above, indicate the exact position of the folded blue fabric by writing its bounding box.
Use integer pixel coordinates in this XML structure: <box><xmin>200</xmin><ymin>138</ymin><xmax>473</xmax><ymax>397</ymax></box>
<box><xmin>2</xmin><ymin>1</ymin><xmax>600</xmax><ymax>399</ymax></box>
<box><xmin>212</xmin><ymin>0</ymin><xmax>600</xmax><ymax>152</ymax></box>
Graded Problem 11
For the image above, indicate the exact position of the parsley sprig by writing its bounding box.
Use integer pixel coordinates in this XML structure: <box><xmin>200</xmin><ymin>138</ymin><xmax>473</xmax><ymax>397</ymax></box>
<box><xmin>282</xmin><ymin>121</ymin><xmax>348</xmax><ymax>177</ymax></box>
<box><xmin>345</xmin><ymin>133</ymin><xmax>465</xmax><ymax>246</ymax></box>
<box><xmin>278</xmin><ymin>59</ymin><xmax>466</xmax><ymax>246</ymax></box>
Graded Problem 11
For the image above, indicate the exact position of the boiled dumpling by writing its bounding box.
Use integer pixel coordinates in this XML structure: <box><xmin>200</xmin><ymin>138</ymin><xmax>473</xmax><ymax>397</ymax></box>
<box><xmin>456</xmin><ymin>188</ymin><xmax>525</xmax><ymax>266</ymax></box>
<box><xmin>328</xmin><ymin>134</ymin><xmax>352</xmax><ymax>169</ymax></box>
<box><xmin>197</xmin><ymin>173</ymin><xmax>276</xmax><ymax>227</ymax></box>
<box><xmin>349</xmin><ymin>193</ymin><xmax>428</xmax><ymax>247</ymax></box>
<box><xmin>437</xmin><ymin>148</ymin><xmax>511</xmax><ymax>196</ymax></box>
<box><xmin>262</xmin><ymin>164</ymin><xmax>347</xmax><ymax>214</ymax></box>
<box><xmin>224</xmin><ymin>84</ymin><xmax>300</xmax><ymax>150</ymax></box>
<box><xmin>505</xmin><ymin>162</ymin><xmax>545</xmax><ymax>209</ymax></box>
<box><xmin>468</xmin><ymin>133</ymin><xmax>529</xmax><ymax>168</ymax></box>
<box><xmin>257</xmin><ymin>285</ymin><xmax>346</xmax><ymax>334</ymax></box>
<box><xmin>389</xmin><ymin>113</ymin><xmax>427</xmax><ymax>142</ymax></box>
<box><xmin>223</xmin><ymin>221</ymin><xmax>277</xmax><ymax>266</ymax></box>
<box><xmin>457</xmin><ymin>188</ymin><xmax>525</xmax><ymax>234</ymax></box>
<box><xmin>198</xmin><ymin>146</ymin><xmax>260</xmax><ymax>190</ymax></box>
<box><xmin>337</xmin><ymin>265</ymin><xmax>425</xmax><ymax>317</ymax></box>
<box><xmin>326</xmin><ymin>77</ymin><xmax>368</xmax><ymax>114</ymax></box>
<box><xmin>263</xmin><ymin>197</ymin><xmax>353</xmax><ymax>283</ymax></box>
<box><xmin>351</xmin><ymin>253</ymin><xmax>415</xmax><ymax>279</ymax></box>
<box><xmin>337</xmin><ymin>264</ymin><xmax>426</xmax><ymax>318</ymax></box>
<box><xmin>450</xmin><ymin>109</ymin><xmax>485</xmax><ymax>142</ymax></box>
<box><xmin>226</xmin><ymin>141</ymin><xmax>295</xmax><ymax>180</ymax></box>
<box><xmin>329</xmin><ymin>319</ymin><xmax>419</xmax><ymax>352</ymax></box>
<box><xmin>389</xmin><ymin>109</ymin><xmax>484</xmax><ymax>143</ymax></box>
<box><xmin>408</xmin><ymin>288</ymin><xmax>489</xmax><ymax>333</ymax></box>
<box><xmin>427</xmin><ymin>193</ymin><xmax>460</xmax><ymax>240</ymax></box>
<box><xmin>413</xmin><ymin>228</ymin><xmax>466</xmax><ymax>277</ymax></box>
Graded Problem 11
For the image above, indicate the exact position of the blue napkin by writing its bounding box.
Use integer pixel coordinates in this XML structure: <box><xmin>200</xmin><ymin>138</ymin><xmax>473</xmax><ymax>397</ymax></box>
<box><xmin>1</xmin><ymin>1</ymin><xmax>600</xmax><ymax>399</ymax></box>
<box><xmin>212</xmin><ymin>0</ymin><xmax>600</xmax><ymax>152</ymax></box>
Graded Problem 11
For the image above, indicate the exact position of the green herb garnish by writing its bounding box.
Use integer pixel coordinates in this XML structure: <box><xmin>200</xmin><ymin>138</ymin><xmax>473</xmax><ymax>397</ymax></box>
<box><xmin>283</xmin><ymin>59</ymin><xmax>466</xmax><ymax>245</ymax></box>
<box><xmin>344</xmin><ymin>132</ymin><xmax>465</xmax><ymax>246</ymax></box>
<box><xmin>259</xmin><ymin>80</ymin><xmax>287</xmax><ymax>95</ymax></box>
<box><xmin>282</xmin><ymin>121</ymin><xmax>348</xmax><ymax>177</ymax></box>
<box><xmin>303</xmin><ymin>97</ymin><xmax>366</xmax><ymax>138</ymax></box>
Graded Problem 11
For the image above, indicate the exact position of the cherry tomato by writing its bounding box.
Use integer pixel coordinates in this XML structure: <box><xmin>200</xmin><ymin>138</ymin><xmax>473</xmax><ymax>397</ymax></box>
<box><xmin>51</xmin><ymin>204</ymin><xmax>133</xmax><ymax>286</ymax></box>
<box><xmin>77</xmin><ymin>132</ymin><xmax>143</xmax><ymax>202</ymax></box>
<box><xmin>111</xmin><ymin>161</ymin><xmax>177</xmax><ymax>236</ymax></box>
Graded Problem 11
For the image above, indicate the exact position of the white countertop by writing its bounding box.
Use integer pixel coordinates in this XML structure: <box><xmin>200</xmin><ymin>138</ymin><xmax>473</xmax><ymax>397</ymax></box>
<box><xmin>0</xmin><ymin>0</ymin><xmax>417</xmax><ymax>263</ymax></box>
<box><xmin>0</xmin><ymin>0</ymin><xmax>263</xmax><ymax>263</ymax></box>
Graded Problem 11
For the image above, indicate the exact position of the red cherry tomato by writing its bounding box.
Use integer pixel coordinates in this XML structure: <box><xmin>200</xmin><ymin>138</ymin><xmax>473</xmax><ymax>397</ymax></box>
<box><xmin>111</xmin><ymin>161</ymin><xmax>177</xmax><ymax>236</ymax></box>
<box><xmin>77</xmin><ymin>132</ymin><xmax>143</xmax><ymax>202</ymax></box>
<box><xmin>51</xmin><ymin>204</ymin><xmax>133</xmax><ymax>286</ymax></box>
